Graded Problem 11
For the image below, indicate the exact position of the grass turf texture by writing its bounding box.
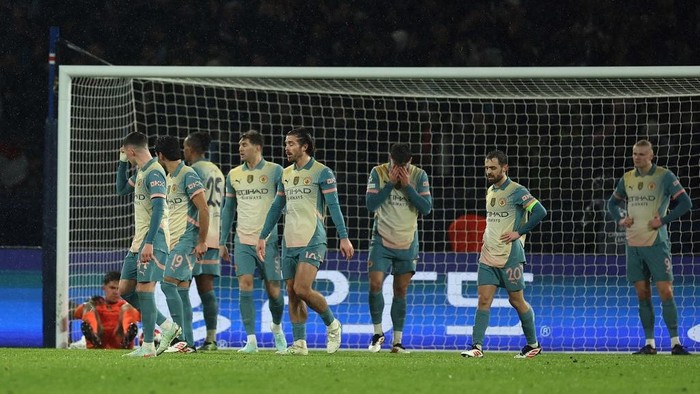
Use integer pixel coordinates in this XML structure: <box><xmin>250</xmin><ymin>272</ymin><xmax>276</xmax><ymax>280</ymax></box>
<box><xmin>1</xmin><ymin>348</ymin><xmax>697</xmax><ymax>394</ymax></box>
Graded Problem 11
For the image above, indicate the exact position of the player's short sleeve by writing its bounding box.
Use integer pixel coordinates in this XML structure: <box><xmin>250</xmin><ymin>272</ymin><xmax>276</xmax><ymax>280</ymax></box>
<box><xmin>146</xmin><ymin>170</ymin><xmax>167</xmax><ymax>198</ymax></box>
<box><xmin>614</xmin><ymin>178</ymin><xmax>627</xmax><ymax>198</ymax></box>
<box><xmin>662</xmin><ymin>170</ymin><xmax>685</xmax><ymax>198</ymax></box>
<box><xmin>416</xmin><ymin>170</ymin><xmax>430</xmax><ymax>195</ymax></box>
<box><xmin>192</xmin><ymin>164</ymin><xmax>205</xmax><ymax>181</ymax></box>
<box><xmin>511</xmin><ymin>185</ymin><xmax>537</xmax><ymax>208</ymax></box>
<box><xmin>128</xmin><ymin>174</ymin><xmax>137</xmax><ymax>187</ymax></box>
<box><xmin>225</xmin><ymin>172</ymin><xmax>235</xmax><ymax>197</ymax></box>
<box><xmin>184</xmin><ymin>171</ymin><xmax>205</xmax><ymax>199</ymax></box>
<box><xmin>276</xmin><ymin>175</ymin><xmax>285</xmax><ymax>193</ymax></box>
<box><xmin>366</xmin><ymin>167</ymin><xmax>380</xmax><ymax>193</ymax></box>
<box><xmin>273</xmin><ymin>165</ymin><xmax>283</xmax><ymax>185</ymax></box>
<box><xmin>319</xmin><ymin>167</ymin><xmax>337</xmax><ymax>192</ymax></box>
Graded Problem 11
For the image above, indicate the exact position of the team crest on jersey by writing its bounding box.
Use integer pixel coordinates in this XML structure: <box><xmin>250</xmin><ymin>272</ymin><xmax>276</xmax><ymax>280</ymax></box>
<box><xmin>638</xmin><ymin>182</ymin><xmax>644</xmax><ymax>190</ymax></box>
<box><xmin>490</xmin><ymin>197</ymin><xmax>496</xmax><ymax>207</ymax></box>
<box><xmin>260</xmin><ymin>175</ymin><xmax>268</xmax><ymax>184</ymax></box>
<box><xmin>247</xmin><ymin>175</ymin><xmax>254</xmax><ymax>183</ymax></box>
<box><xmin>648</xmin><ymin>182</ymin><xmax>656</xmax><ymax>190</ymax></box>
<box><xmin>499</xmin><ymin>198</ymin><xmax>506</xmax><ymax>207</ymax></box>
<box><xmin>293</xmin><ymin>176</ymin><xmax>299</xmax><ymax>185</ymax></box>
<box><xmin>304</xmin><ymin>177</ymin><xmax>312</xmax><ymax>185</ymax></box>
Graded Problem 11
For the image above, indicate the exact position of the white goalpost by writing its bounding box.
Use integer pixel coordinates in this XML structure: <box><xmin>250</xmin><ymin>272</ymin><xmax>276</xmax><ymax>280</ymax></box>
<box><xmin>56</xmin><ymin>66</ymin><xmax>700</xmax><ymax>351</ymax></box>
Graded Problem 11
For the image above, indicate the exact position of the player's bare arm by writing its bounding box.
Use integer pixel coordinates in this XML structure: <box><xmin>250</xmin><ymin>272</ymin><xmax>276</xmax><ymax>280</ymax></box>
<box><xmin>618</xmin><ymin>217</ymin><xmax>634</xmax><ymax>228</ymax></box>
<box><xmin>648</xmin><ymin>214</ymin><xmax>662</xmax><ymax>230</ymax></box>
<box><xmin>140</xmin><ymin>243</ymin><xmax>154</xmax><ymax>263</ymax></box>
<box><xmin>256</xmin><ymin>239</ymin><xmax>267</xmax><ymax>261</ymax></box>
<box><xmin>219</xmin><ymin>245</ymin><xmax>231</xmax><ymax>262</ymax></box>
<box><xmin>499</xmin><ymin>231</ymin><xmax>521</xmax><ymax>243</ymax></box>
<box><xmin>339</xmin><ymin>238</ymin><xmax>354</xmax><ymax>260</ymax></box>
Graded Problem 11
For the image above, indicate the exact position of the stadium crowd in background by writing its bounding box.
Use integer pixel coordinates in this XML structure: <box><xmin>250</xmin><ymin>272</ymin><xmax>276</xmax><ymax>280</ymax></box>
<box><xmin>2</xmin><ymin>1</ymin><xmax>700</xmax><ymax>247</ymax></box>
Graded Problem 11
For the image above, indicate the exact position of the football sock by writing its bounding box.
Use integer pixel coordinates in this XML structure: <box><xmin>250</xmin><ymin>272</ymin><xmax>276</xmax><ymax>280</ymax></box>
<box><xmin>373</xmin><ymin>324</ymin><xmax>383</xmax><ymax>336</ymax></box>
<box><xmin>269</xmin><ymin>292</ymin><xmax>285</xmax><ymax>326</ymax></box>
<box><xmin>519</xmin><ymin>307</ymin><xmax>538</xmax><ymax>345</ymax></box>
<box><xmin>369</xmin><ymin>291</ymin><xmax>384</xmax><ymax>326</ymax></box>
<box><xmin>472</xmin><ymin>309</ymin><xmax>490</xmax><ymax>346</ymax></box>
<box><xmin>292</xmin><ymin>322</ymin><xmax>306</xmax><ymax>341</ymax></box>
<box><xmin>393</xmin><ymin>331</ymin><xmax>403</xmax><ymax>345</ymax></box>
<box><xmin>206</xmin><ymin>330</ymin><xmax>217</xmax><ymax>343</ymax></box>
<box><xmin>320</xmin><ymin>308</ymin><xmax>335</xmax><ymax>326</ymax></box>
<box><xmin>240</xmin><ymin>290</ymin><xmax>255</xmax><ymax>335</ymax></box>
<box><xmin>161</xmin><ymin>281</ymin><xmax>183</xmax><ymax>331</ymax></box>
<box><xmin>639</xmin><ymin>299</ymin><xmax>655</xmax><ymax>340</ymax></box>
<box><xmin>661</xmin><ymin>299</ymin><xmax>679</xmax><ymax>338</ymax></box>
<box><xmin>137</xmin><ymin>291</ymin><xmax>157</xmax><ymax>342</ymax></box>
<box><xmin>178</xmin><ymin>287</ymin><xmax>193</xmax><ymax>346</ymax></box>
<box><xmin>159</xmin><ymin>319</ymin><xmax>174</xmax><ymax>331</ymax></box>
<box><xmin>391</xmin><ymin>297</ymin><xmax>407</xmax><ymax>332</ymax></box>
<box><xmin>199</xmin><ymin>290</ymin><xmax>218</xmax><ymax>336</ymax></box>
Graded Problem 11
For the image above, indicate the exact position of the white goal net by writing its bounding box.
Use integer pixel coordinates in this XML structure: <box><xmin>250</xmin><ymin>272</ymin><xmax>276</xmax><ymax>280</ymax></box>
<box><xmin>57</xmin><ymin>67</ymin><xmax>700</xmax><ymax>351</ymax></box>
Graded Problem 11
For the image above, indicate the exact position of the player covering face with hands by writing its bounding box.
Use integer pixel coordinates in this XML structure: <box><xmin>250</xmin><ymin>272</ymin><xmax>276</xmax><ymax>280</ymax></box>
<box><xmin>365</xmin><ymin>143</ymin><xmax>432</xmax><ymax>354</ymax></box>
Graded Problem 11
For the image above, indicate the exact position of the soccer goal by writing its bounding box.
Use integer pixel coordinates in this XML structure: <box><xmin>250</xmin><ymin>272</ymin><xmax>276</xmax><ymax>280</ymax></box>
<box><xmin>55</xmin><ymin>66</ymin><xmax>700</xmax><ymax>351</ymax></box>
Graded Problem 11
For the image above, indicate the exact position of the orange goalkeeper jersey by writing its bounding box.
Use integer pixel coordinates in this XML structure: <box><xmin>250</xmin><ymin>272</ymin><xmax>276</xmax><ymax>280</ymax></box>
<box><xmin>74</xmin><ymin>299</ymin><xmax>139</xmax><ymax>349</ymax></box>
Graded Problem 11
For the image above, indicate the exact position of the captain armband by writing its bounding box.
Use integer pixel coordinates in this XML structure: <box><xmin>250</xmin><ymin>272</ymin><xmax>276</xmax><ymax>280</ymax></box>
<box><xmin>524</xmin><ymin>199</ymin><xmax>539</xmax><ymax>213</ymax></box>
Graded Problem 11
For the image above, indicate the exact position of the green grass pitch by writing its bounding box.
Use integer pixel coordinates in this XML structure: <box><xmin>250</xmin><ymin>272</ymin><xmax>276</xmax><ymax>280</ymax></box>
<box><xmin>0</xmin><ymin>348</ymin><xmax>697</xmax><ymax>393</ymax></box>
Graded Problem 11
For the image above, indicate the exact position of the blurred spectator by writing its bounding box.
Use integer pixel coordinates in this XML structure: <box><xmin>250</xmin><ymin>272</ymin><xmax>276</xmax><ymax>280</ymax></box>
<box><xmin>575</xmin><ymin>175</ymin><xmax>626</xmax><ymax>254</ymax></box>
<box><xmin>0</xmin><ymin>142</ymin><xmax>28</xmax><ymax>192</ymax></box>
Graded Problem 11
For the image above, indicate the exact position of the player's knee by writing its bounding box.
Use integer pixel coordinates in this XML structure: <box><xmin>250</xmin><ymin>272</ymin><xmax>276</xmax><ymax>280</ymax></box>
<box><xmin>508</xmin><ymin>298</ymin><xmax>526</xmax><ymax>311</ymax></box>
<box><xmin>292</xmin><ymin>283</ymin><xmax>312</xmax><ymax>300</ymax></box>
<box><xmin>477</xmin><ymin>294</ymin><xmax>493</xmax><ymax>309</ymax></box>
<box><xmin>195</xmin><ymin>276</ymin><xmax>214</xmax><ymax>293</ymax></box>
<box><xmin>658</xmin><ymin>288</ymin><xmax>674</xmax><ymax>301</ymax></box>
<box><xmin>636</xmin><ymin>288</ymin><xmax>652</xmax><ymax>300</ymax></box>
<box><xmin>238</xmin><ymin>276</ymin><xmax>254</xmax><ymax>291</ymax></box>
<box><xmin>369</xmin><ymin>279</ymin><xmax>383</xmax><ymax>293</ymax></box>
<box><xmin>393</xmin><ymin>285</ymin><xmax>409</xmax><ymax>298</ymax></box>
<box><xmin>266</xmin><ymin>284</ymin><xmax>281</xmax><ymax>299</ymax></box>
